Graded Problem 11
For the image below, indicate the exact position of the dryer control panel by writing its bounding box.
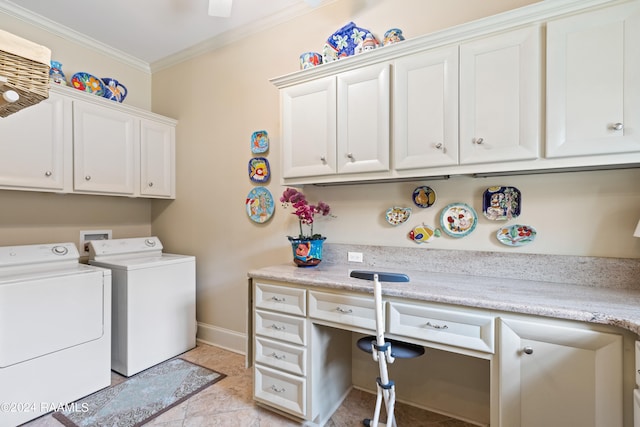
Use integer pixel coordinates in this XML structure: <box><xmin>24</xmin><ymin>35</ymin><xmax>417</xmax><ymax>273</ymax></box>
<box><xmin>89</xmin><ymin>236</ymin><xmax>164</xmax><ymax>258</ymax></box>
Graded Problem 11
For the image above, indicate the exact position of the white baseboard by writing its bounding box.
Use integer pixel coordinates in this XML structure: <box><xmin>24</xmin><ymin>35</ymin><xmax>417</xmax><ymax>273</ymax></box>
<box><xmin>196</xmin><ymin>322</ymin><xmax>247</xmax><ymax>355</ymax></box>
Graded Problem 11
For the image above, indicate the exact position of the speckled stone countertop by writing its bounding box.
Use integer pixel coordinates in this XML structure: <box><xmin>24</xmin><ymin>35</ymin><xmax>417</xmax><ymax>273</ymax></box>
<box><xmin>248</xmin><ymin>244</ymin><xmax>640</xmax><ymax>335</ymax></box>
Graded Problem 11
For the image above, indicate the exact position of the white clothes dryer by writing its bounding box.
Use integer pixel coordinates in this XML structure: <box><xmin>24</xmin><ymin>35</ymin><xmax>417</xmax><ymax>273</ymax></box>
<box><xmin>0</xmin><ymin>242</ymin><xmax>111</xmax><ymax>427</ymax></box>
<box><xmin>89</xmin><ymin>236</ymin><xmax>196</xmax><ymax>377</ymax></box>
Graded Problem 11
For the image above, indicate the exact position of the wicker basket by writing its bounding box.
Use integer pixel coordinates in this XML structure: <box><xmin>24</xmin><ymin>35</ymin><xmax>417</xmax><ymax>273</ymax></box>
<box><xmin>0</xmin><ymin>29</ymin><xmax>51</xmax><ymax>118</ymax></box>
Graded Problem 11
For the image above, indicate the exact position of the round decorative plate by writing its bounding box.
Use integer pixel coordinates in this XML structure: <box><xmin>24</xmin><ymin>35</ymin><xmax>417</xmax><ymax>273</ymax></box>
<box><xmin>70</xmin><ymin>72</ymin><xmax>106</xmax><ymax>96</ymax></box>
<box><xmin>385</xmin><ymin>207</ymin><xmax>411</xmax><ymax>226</ymax></box>
<box><xmin>246</xmin><ymin>187</ymin><xmax>274</xmax><ymax>223</ymax></box>
<box><xmin>440</xmin><ymin>203</ymin><xmax>478</xmax><ymax>238</ymax></box>
<box><xmin>483</xmin><ymin>186</ymin><xmax>521</xmax><ymax>220</ymax></box>
<box><xmin>412</xmin><ymin>186</ymin><xmax>436</xmax><ymax>208</ymax></box>
<box><xmin>248</xmin><ymin>157</ymin><xmax>270</xmax><ymax>183</ymax></box>
<box><xmin>496</xmin><ymin>224</ymin><xmax>537</xmax><ymax>247</ymax></box>
<box><xmin>251</xmin><ymin>130</ymin><xmax>269</xmax><ymax>154</ymax></box>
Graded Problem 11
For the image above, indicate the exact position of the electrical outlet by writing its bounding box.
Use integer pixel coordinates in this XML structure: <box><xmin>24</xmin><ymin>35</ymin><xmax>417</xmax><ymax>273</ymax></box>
<box><xmin>348</xmin><ymin>251</ymin><xmax>363</xmax><ymax>263</ymax></box>
<box><xmin>79</xmin><ymin>230</ymin><xmax>112</xmax><ymax>256</ymax></box>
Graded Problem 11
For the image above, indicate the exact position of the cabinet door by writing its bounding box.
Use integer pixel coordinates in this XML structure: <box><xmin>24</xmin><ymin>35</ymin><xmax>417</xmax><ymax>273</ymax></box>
<box><xmin>546</xmin><ymin>2</ymin><xmax>640</xmax><ymax>158</ymax></box>
<box><xmin>459</xmin><ymin>26</ymin><xmax>540</xmax><ymax>164</ymax></box>
<box><xmin>140</xmin><ymin>119</ymin><xmax>175</xmax><ymax>198</ymax></box>
<box><xmin>282</xmin><ymin>76</ymin><xmax>337</xmax><ymax>178</ymax></box>
<box><xmin>73</xmin><ymin>101</ymin><xmax>138</xmax><ymax>195</ymax></box>
<box><xmin>0</xmin><ymin>94</ymin><xmax>69</xmax><ymax>191</ymax></box>
<box><xmin>499</xmin><ymin>317</ymin><xmax>623</xmax><ymax>427</ymax></box>
<box><xmin>393</xmin><ymin>45</ymin><xmax>459</xmax><ymax>170</ymax></box>
<box><xmin>336</xmin><ymin>63</ymin><xmax>390</xmax><ymax>174</ymax></box>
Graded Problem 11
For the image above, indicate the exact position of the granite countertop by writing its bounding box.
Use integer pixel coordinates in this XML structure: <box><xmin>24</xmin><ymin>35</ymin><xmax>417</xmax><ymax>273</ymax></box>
<box><xmin>248</xmin><ymin>247</ymin><xmax>640</xmax><ymax>335</ymax></box>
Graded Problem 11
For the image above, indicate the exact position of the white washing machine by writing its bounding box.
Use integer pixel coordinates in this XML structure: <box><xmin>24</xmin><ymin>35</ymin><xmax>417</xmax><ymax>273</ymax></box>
<box><xmin>89</xmin><ymin>236</ymin><xmax>196</xmax><ymax>377</ymax></box>
<box><xmin>0</xmin><ymin>242</ymin><xmax>111</xmax><ymax>427</ymax></box>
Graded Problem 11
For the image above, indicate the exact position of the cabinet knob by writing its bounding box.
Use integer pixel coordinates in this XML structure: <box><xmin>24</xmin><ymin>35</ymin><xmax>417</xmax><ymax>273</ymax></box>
<box><xmin>346</xmin><ymin>153</ymin><xmax>354</xmax><ymax>160</ymax></box>
<box><xmin>473</xmin><ymin>137</ymin><xmax>484</xmax><ymax>145</ymax></box>
<box><xmin>148</xmin><ymin>182</ymin><xmax>154</xmax><ymax>187</ymax></box>
<box><xmin>434</xmin><ymin>143</ymin><xmax>443</xmax><ymax>150</ymax></box>
<box><xmin>320</xmin><ymin>156</ymin><xmax>326</xmax><ymax>162</ymax></box>
<box><xmin>523</xmin><ymin>346</ymin><xmax>534</xmax><ymax>355</ymax></box>
<box><xmin>84</xmin><ymin>175</ymin><xmax>91</xmax><ymax>181</ymax></box>
<box><xmin>611</xmin><ymin>122</ymin><xmax>624</xmax><ymax>131</ymax></box>
<box><xmin>44</xmin><ymin>171</ymin><xmax>52</xmax><ymax>177</ymax></box>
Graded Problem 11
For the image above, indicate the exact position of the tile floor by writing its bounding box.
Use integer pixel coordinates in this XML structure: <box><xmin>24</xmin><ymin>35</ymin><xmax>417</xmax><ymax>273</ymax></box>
<box><xmin>24</xmin><ymin>343</ymin><xmax>475</xmax><ymax>427</ymax></box>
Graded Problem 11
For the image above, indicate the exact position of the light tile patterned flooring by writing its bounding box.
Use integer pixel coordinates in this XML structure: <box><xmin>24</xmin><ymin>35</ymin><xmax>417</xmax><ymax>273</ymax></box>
<box><xmin>24</xmin><ymin>343</ymin><xmax>475</xmax><ymax>426</ymax></box>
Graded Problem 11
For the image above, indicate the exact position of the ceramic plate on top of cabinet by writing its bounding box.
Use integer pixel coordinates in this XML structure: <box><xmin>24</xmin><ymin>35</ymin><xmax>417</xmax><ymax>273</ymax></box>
<box><xmin>483</xmin><ymin>186</ymin><xmax>521</xmax><ymax>221</ymax></box>
<box><xmin>70</xmin><ymin>72</ymin><xmax>105</xmax><ymax>96</ymax></box>
<box><xmin>440</xmin><ymin>203</ymin><xmax>477</xmax><ymax>238</ymax></box>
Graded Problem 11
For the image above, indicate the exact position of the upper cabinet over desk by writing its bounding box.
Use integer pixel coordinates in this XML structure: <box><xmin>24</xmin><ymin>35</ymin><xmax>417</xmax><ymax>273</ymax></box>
<box><xmin>0</xmin><ymin>85</ymin><xmax>176</xmax><ymax>199</ymax></box>
<box><xmin>271</xmin><ymin>0</ymin><xmax>640</xmax><ymax>186</ymax></box>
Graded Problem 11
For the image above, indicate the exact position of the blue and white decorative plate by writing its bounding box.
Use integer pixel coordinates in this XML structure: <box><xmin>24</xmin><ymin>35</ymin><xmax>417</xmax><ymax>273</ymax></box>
<box><xmin>440</xmin><ymin>203</ymin><xmax>478</xmax><ymax>238</ymax></box>
<box><xmin>326</xmin><ymin>22</ymin><xmax>378</xmax><ymax>59</ymax></box>
<box><xmin>246</xmin><ymin>187</ymin><xmax>274</xmax><ymax>223</ymax></box>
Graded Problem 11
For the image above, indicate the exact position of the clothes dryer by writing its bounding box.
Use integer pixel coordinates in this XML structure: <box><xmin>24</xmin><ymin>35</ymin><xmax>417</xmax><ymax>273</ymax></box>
<box><xmin>0</xmin><ymin>242</ymin><xmax>111</xmax><ymax>427</ymax></box>
<box><xmin>89</xmin><ymin>236</ymin><xmax>196</xmax><ymax>376</ymax></box>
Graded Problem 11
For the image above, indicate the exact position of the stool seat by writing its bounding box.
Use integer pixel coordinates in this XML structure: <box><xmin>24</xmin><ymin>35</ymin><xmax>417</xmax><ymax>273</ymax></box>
<box><xmin>357</xmin><ymin>336</ymin><xmax>425</xmax><ymax>359</ymax></box>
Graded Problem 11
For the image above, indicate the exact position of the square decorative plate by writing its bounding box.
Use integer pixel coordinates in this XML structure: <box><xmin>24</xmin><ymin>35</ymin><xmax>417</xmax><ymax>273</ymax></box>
<box><xmin>483</xmin><ymin>186</ymin><xmax>521</xmax><ymax>220</ymax></box>
<box><xmin>251</xmin><ymin>130</ymin><xmax>269</xmax><ymax>154</ymax></box>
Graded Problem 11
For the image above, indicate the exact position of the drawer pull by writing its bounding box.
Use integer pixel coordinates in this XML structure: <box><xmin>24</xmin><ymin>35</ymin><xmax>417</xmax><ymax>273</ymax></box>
<box><xmin>270</xmin><ymin>385</ymin><xmax>286</xmax><ymax>393</ymax></box>
<box><xmin>270</xmin><ymin>352</ymin><xmax>286</xmax><ymax>360</ymax></box>
<box><xmin>335</xmin><ymin>306</ymin><xmax>353</xmax><ymax>314</ymax></box>
<box><xmin>270</xmin><ymin>324</ymin><xmax>286</xmax><ymax>331</ymax></box>
<box><xmin>424</xmin><ymin>321</ymin><xmax>449</xmax><ymax>330</ymax></box>
<box><xmin>271</xmin><ymin>296</ymin><xmax>286</xmax><ymax>302</ymax></box>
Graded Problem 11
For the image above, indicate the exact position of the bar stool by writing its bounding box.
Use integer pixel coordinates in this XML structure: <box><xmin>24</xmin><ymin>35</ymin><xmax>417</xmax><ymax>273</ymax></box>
<box><xmin>351</xmin><ymin>270</ymin><xmax>425</xmax><ymax>427</ymax></box>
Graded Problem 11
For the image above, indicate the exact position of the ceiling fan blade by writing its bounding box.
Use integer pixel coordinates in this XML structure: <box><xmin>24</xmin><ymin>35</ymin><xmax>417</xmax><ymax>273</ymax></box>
<box><xmin>208</xmin><ymin>0</ymin><xmax>233</xmax><ymax>17</ymax></box>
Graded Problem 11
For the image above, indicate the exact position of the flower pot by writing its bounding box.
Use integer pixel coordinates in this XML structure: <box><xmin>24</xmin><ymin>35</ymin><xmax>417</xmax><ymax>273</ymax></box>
<box><xmin>288</xmin><ymin>237</ymin><xmax>326</xmax><ymax>267</ymax></box>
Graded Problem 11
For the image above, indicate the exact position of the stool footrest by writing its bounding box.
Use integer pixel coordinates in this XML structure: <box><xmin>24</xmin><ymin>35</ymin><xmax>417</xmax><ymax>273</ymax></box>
<box><xmin>357</xmin><ymin>336</ymin><xmax>425</xmax><ymax>359</ymax></box>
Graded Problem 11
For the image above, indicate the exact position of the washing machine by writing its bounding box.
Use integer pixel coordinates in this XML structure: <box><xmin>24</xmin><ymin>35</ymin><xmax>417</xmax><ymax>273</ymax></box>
<box><xmin>89</xmin><ymin>236</ymin><xmax>196</xmax><ymax>377</ymax></box>
<box><xmin>0</xmin><ymin>242</ymin><xmax>111</xmax><ymax>427</ymax></box>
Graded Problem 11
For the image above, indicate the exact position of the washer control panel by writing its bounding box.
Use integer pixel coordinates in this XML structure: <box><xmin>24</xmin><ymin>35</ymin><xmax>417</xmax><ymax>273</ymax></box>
<box><xmin>0</xmin><ymin>243</ymin><xmax>79</xmax><ymax>267</ymax></box>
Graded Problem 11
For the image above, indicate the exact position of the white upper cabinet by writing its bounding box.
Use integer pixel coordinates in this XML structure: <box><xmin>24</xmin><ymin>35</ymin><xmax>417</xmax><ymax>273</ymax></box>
<box><xmin>140</xmin><ymin>119</ymin><xmax>175</xmax><ymax>198</ymax></box>
<box><xmin>336</xmin><ymin>63</ymin><xmax>390</xmax><ymax>174</ymax></box>
<box><xmin>546</xmin><ymin>1</ymin><xmax>640</xmax><ymax>158</ymax></box>
<box><xmin>393</xmin><ymin>45</ymin><xmax>459</xmax><ymax>170</ymax></box>
<box><xmin>73</xmin><ymin>100</ymin><xmax>138</xmax><ymax>195</ymax></box>
<box><xmin>0</xmin><ymin>93</ymin><xmax>70</xmax><ymax>192</ymax></box>
<box><xmin>459</xmin><ymin>25</ymin><xmax>541</xmax><ymax>165</ymax></box>
<box><xmin>282</xmin><ymin>76</ymin><xmax>337</xmax><ymax>178</ymax></box>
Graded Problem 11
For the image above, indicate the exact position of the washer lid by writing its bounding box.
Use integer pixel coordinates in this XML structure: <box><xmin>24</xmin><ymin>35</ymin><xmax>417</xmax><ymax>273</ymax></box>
<box><xmin>89</xmin><ymin>236</ymin><xmax>163</xmax><ymax>259</ymax></box>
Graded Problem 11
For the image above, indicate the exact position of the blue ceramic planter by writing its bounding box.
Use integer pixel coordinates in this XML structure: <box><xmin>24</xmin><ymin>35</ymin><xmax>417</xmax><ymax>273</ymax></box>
<box><xmin>288</xmin><ymin>237</ymin><xmax>326</xmax><ymax>267</ymax></box>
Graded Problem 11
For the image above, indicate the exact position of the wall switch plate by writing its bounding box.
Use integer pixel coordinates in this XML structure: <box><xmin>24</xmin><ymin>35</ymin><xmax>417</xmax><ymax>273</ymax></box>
<box><xmin>348</xmin><ymin>251</ymin><xmax>363</xmax><ymax>263</ymax></box>
<box><xmin>79</xmin><ymin>229</ymin><xmax>112</xmax><ymax>256</ymax></box>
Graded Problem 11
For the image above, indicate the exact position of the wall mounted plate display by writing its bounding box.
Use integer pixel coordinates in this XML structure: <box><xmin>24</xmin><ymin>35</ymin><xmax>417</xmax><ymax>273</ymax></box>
<box><xmin>385</xmin><ymin>207</ymin><xmax>411</xmax><ymax>226</ymax></box>
<box><xmin>70</xmin><ymin>72</ymin><xmax>105</xmax><ymax>96</ymax></box>
<box><xmin>251</xmin><ymin>130</ymin><xmax>269</xmax><ymax>154</ymax></box>
<box><xmin>496</xmin><ymin>224</ymin><xmax>537</xmax><ymax>247</ymax></box>
<box><xmin>246</xmin><ymin>187</ymin><xmax>274</xmax><ymax>223</ymax></box>
<box><xmin>408</xmin><ymin>223</ymin><xmax>436</xmax><ymax>243</ymax></box>
<box><xmin>248</xmin><ymin>157</ymin><xmax>270</xmax><ymax>183</ymax></box>
<box><xmin>483</xmin><ymin>186</ymin><xmax>521</xmax><ymax>221</ymax></box>
<box><xmin>412</xmin><ymin>186</ymin><xmax>436</xmax><ymax>208</ymax></box>
<box><xmin>440</xmin><ymin>203</ymin><xmax>478</xmax><ymax>238</ymax></box>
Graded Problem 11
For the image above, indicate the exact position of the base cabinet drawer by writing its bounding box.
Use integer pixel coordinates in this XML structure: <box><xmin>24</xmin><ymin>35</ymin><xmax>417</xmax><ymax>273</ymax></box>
<box><xmin>255</xmin><ymin>364</ymin><xmax>306</xmax><ymax>418</ymax></box>
<box><xmin>309</xmin><ymin>290</ymin><xmax>377</xmax><ymax>331</ymax></box>
<box><xmin>255</xmin><ymin>282</ymin><xmax>307</xmax><ymax>316</ymax></box>
<box><xmin>255</xmin><ymin>310</ymin><xmax>307</xmax><ymax>346</ymax></box>
<box><xmin>388</xmin><ymin>301</ymin><xmax>495</xmax><ymax>353</ymax></box>
<box><xmin>255</xmin><ymin>336</ymin><xmax>307</xmax><ymax>376</ymax></box>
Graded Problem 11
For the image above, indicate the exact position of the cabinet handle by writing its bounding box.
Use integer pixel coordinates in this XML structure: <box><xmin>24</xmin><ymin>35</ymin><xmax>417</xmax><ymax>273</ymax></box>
<box><xmin>473</xmin><ymin>137</ymin><xmax>484</xmax><ymax>145</ymax></box>
<box><xmin>424</xmin><ymin>321</ymin><xmax>448</xmax><ymax>330</ymax></box>
<box><xmin>85</xmin><ymin>175</ymin><xmax>91</xmax><ymax>181</ymax></box>
<box><xmin>611</xmin><ymin>122</ymin><xmax>624</xmax><ymax>131</ymax></box>
<box><xmin>44</xmin><ymin>171</ymin><xmax>52</xmax><ymax>177</ymax></box>
<box><xmin>346</xmin><ymin>153</ymin><xmax>354</xmax><ymax>160</ymax></box>
<box><xmin>148</xmin><ymin>181</ymin><xmax>154</xmax><ymax>187</ymax></box>
<box><xmin>270</xmin><ymin>352</ymin><xmax>286</xmax><ymax>360</ymax></box>
<box><xmin>335</xmin><ymin>306</ymin><xmax>353</xmax><ymax>314</ymax></box>
<box><xmin>523</xmin><ymin>346</ymin><xmax>534</xmax><ymax>355</ymax></box>
<box><xmin>270</xmin><ymin>385</ymin><xmax>286</xmax><ymax>393</ymax></box>
<box><xmin>270</xmin><ymin>324</ymin><xmax>286</xmax><ymax>331</ymax></box>
<box><xmin>271</xmin><ymin>296</ymin><xmax>286</xmax><ymax>302</ymax></box>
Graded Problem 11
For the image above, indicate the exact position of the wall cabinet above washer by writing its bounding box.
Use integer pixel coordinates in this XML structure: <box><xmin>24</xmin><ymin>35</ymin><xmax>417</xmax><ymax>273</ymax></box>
<box><xmin>0</xmin><ymin>85</ymin><xmax>177</xmax><ymax>199</ymax></box>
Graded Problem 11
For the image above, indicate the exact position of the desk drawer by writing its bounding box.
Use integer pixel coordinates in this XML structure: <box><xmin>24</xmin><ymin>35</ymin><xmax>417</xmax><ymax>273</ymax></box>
<box><xmin>255</xmin><ymin>364</ymin><xmax>306</xmax><ymax>418</ymax></box>
<box><xmin>309</xmin><ymin>290</ymin><xmax>376</xmax><ymax>331</ymax></box>
<box><xmin>255</xmin><ymin>336</ymin><xmax>307</xmax><ymax>376</ymax></box>
<box><xmin>255</xmin><ymin>309</ymin><xmax>307</xmax><ymax>346</ymax></box>
<box><xmin>255</xmin><ymin>282</ymin><xmax>306</xmax><ymax>316</ymax></box>
<box><xmin>388</xmin><ymin>301</ymin><xmax>495</xmax><ymax>353</ymax></box>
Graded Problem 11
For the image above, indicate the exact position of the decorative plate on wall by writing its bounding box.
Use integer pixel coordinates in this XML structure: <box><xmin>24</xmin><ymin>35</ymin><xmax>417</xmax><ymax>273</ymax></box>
<box><xmin>440</xmin><ymin>203</ymin><xmax>478</xmax><ymax>238</ymax></box>
<box><xmin>408</xmin><ymin>223</ymin><xmax>437</xmax><ymax>244</ymax></box>
<box><xmin>496</xmin><ymin>224</ymin><xmax>537</xmax><ymax>247</ymax></box>
<box><xmin>483</xmin><ymin>186</ymin><xmax>521</xmax><ymax>221</ymax></box>
<box><xmin>248</xmin><ymin>157</ymin><xmax>270</xmax><ymax>183</ymax></box>
<box><xmin>246</xmin><ymin>187</ymin><xmax>274</xmax><ymax>223</ymax></box>
<box><xmin>412</xmin><ymin>186</ymin><xmax>436</xmax><ymax>208</ymax></box>
<box><xmin>385</xmin><ymin>207</ymin><xmax>411</xmax><ymax>226</ymax></box>
<box><xmin>251</xmin><ymin>130</ymin><xmax>269</xmax><ymax>154</ymax></box>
